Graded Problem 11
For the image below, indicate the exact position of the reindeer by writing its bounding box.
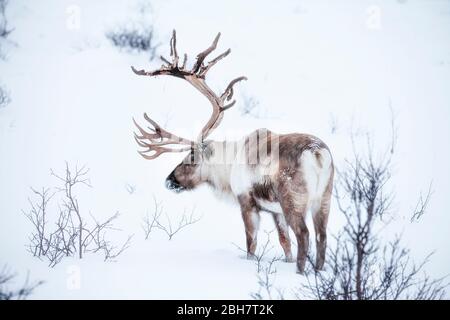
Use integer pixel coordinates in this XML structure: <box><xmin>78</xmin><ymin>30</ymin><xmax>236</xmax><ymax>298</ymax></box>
<box><xmin>131</xmin><ymin>30</ymin><xmax>334</xmax><ymax>274</ymax></box>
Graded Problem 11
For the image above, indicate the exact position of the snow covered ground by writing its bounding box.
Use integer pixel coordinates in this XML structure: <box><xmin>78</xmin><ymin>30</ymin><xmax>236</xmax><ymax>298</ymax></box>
<box><xmin>0</xmin><ymin>0</ymin><xmax>449</xmax><ymax>299</ymax></box>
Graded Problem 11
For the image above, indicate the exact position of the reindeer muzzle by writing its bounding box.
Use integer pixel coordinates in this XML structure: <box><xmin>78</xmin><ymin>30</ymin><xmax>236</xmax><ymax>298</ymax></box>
<box><xmin>165</xmin><ymin>172</ymin><xmax>185</xmax><ymax>193</ymax></box>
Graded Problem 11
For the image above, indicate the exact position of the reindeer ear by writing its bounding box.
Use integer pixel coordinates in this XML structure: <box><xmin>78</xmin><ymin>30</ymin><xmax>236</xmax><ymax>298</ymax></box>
<box><xmin>190</xmin><ymin>147</ymin><xmax>195</xmax><ymax>163</ymax></box>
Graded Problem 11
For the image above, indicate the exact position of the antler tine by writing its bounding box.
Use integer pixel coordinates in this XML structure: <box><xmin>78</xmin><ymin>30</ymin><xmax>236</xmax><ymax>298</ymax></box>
<box><xmin>131</xmin><ymin>30</ymin><xmax>190</xmax><ymax>78</ymax></box>
<box><xmin>160</xmin><ymin>55</ymin><xmax>172</xmax><ymax>66</ymax></box>
<box><xmin>221</xmin><ymin>76</ymin><xmax>248</xmax><ymax>102</ymax></box>
<box><xmin>199</xmin><ymin>48</ymin><xmax>231</xmax><ymax>77</ymax></box>
<box><xmin>197</xmin><ymin>76</ymin><xmax>247</xmax><ymax>142</ymax></box>
<box><xmin>181</xmin><ymin>53</ymin><xmax>188</xmax><ymax>69</ymax></box>
<box><xmin>222</xmin><ymin>100</ymin><xmax>236</xmax><ymax>110</ymax></box>
<box><xmin>133</xmin><ymin>118</ymin><xmax>157</xmax><ymax>140</ymax></box>
<box><xmin>135</xmin><ymin>135</ymin><xmax>191</xmax><ymax>149</ymax></box>
<box><xmin>131</xmin><ymin>65</ymin><xmax>158</xmax><ymax>76</ymax></box>
<box><xmin>134</xmin><ymin>114</ymin><xmax>194</xmax><ymax>145</ymax></box>
<box><xmin>170</xmin><ymin>29</ymin><xmax>179</xmax><ymax>67</ymax></box>
<box><xmin>142</xmin><ymin>113</ymin><xmax>193</xmax><ymax>145</ymax></box>
<box><xmin>133</xmin><ymin>112</ymin><xmax>195</xmax><ymax>160</ymax></box>
<box><xmin>138</xmin><ymin>145</ymin><xmax>192</xmax><ymax>160</ymax></box>
<box><xmin>192</xmin><ymin>33</ymin><xmax>221</xmax><ymax>74</ymax></box>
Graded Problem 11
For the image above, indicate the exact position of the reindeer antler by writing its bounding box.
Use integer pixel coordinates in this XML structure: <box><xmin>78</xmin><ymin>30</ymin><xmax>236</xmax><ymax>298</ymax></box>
<box><xmin>131</xmin><ymin>30</ymin><xmax>247</xmax><ymax>159</ymax></box>
<box><xmin>133</xmin><ymin>113</ymin><xmax>194</xmax><ymax>160</ymax></box>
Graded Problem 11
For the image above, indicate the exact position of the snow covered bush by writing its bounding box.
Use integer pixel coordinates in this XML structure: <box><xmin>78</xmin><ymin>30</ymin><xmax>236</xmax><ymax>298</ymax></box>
<box><xmin>23</xmin><ymin>163</ymin><xmax>133</xmax><ymax>267</ymax></box>
<box><xmin>106</xmin><ymin>23</ymin><xmax>158</xmax><ymax>61</ymax></box>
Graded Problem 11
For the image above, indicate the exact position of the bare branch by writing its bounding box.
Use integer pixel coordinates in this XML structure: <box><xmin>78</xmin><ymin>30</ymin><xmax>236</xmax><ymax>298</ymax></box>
<box><xmin>411</xmin><ymin>182</ymin><xmax>433</xmax><ymax>222</ymax></box>
<box><xmin>389</xmin><ymin>100</ymin><xmax>398</xmax><ymax>155</ymax></box>
<box><xmin>155</xmin><ymin>207</ymin><xmax>201</xmax><ymax>241</ymax></box>
<box><xmin>247</xmin><ymin>231</ymin><xmax>284</xmax><ymax>300</ymax></box>
<box><xmin>142</xmin><ymin>197</ymin><xmax>163</xmax><ymax>240</ymax></box>
<box><xmin>125</xmin><ymin>183</ymin><xmax>136</xmax><ymax>195</ymax></box>
<box><xmin>24</xmin><ymin>163</ymin><xmax>133</xmax><ymax>266</ymax></box>
<box><xmin>0</xmin><ymin>266</ymin><xmax>43</xmax><ymax>300</ymax></box>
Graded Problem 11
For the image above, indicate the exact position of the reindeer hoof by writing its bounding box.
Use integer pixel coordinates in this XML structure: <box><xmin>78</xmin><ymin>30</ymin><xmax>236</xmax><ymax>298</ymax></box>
<box><xmin>315</xmin><ymin>261</ymin><xmax>325</xmax><ymax>271</ymax></box>
<box><xmin>246</xmin><ymin>253</ymin><xmax>256</xmax><ymax>260</ymax></box>
<box><xmin>296</xmin><ymin>265</ymin><xmax>306</xmax><ymax>275</ymax></box>
<box><xmin>315</xmin><ymin>266</ymin><xmax>324</xmax><ymax>272</ymax></box>
<box><xmin>284</xmin><ymin>254</ymin><xmax>295</xmax><ymax>263</ymax></box>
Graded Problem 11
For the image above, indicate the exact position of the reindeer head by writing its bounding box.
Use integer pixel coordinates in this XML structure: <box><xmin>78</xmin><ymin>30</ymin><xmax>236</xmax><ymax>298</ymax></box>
<box><xmin>131</xmin><ymin>30</ymin><xmax>246</xmax><ymax>193</ymax></box>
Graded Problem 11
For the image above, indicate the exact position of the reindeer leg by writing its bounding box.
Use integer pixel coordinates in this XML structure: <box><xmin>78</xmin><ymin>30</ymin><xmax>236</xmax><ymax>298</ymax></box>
<box><xmin>272</xmin><ymin>212</ymin><xmax>294</xmax><ymax>262</ymax></box>
<box><xmin>312</xmin><ymin>204</ymin><xmax>328</xmax><ymax>271</ymax></box>
<box><xmin>238</xmin><ymin>193</ymin><xmax>260</xmax><ymax>259</ymax></box>
<box><xmin>279</xmin><ymin>187</ymin><xmax>309</xmax><ymax>274</ymax></box>
<box><xmin>312</xmin><ymin>179</ymin><xmax>333</xmax><ymax>271</ymax></box>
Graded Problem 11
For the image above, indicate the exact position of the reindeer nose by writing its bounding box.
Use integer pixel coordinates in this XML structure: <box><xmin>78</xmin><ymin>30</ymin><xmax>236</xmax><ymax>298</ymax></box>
<box><xmin>165</xmin><ymin>171</ymin><xmax>183</xmax><ymax>192</ymax></box>
<box><xmin>165</xmin><ymin>178</ymin><xmax>177</xmax><ymax>190</ymax></box>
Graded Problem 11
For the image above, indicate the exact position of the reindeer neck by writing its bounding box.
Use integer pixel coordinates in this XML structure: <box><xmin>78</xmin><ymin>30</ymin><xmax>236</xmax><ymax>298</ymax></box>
<box><xmin>204</xmin><ymin>140</ymin><xmax>239</xmax><ymax>194</ymax></box>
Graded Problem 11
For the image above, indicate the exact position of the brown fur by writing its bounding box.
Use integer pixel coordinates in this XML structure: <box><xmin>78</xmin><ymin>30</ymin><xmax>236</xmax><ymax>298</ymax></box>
<box><xmin>315</xmin><ymin>151</ymin><xmax>323</xmax><ymax>169</ymax></box>
<box><xmin>172</xmin><ymin>163</ymin><xmax>202</xmax><ymax>190</ymax></box>
<box><xmin>244</xmin><ymin>129</ymin><xmax>333</xmax><ymax>273</ymax></box>
<box><xmin>252</xmin><ymin>182</ymin><xmax>277</xmax><ymax>202</ymax></box>
<box><xmin>272</xmin><ymin>213</ymin><xmax>294</xmax><ymax>262</ymax></box>
<box><xmin>237</xmin><ymin>193</ymin><xmax>259</xmax><ymax>258</ymax></box>
<box><xmin>313</xmin><ymin>169</ymin><xmax>333</xmax><ymax>270</ymax></box>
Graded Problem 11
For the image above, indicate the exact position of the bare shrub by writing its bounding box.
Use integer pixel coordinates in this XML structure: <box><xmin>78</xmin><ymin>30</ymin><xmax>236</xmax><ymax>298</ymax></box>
<box><xmin>156</xmin><ymin>208</ymin><xmax>201</xmax><ymax>240</ymax></box>
<box><xmin>389</xmin><ymin>101</ymin><xmax>399</xmax><ymax>154</ymax></box>
<box><xmin>81</xmin><ymin>212</ymin><xmax>133</xmax><ymax>262</ymax></box>
<box><xmin>125</xmin><ymin>183</ymin><xmax>136</xmax><ymax>195</ymax></box>
<box><xmin>0</xmin><ymin>84</ymin><xmax>10</xmax><ymax>108</ymax></box>
<box><xmin>250</xmin><ymin>233</ymin><xmax>284</xmax><ymax>300</ymax></box>
<box><xmin>142</xmin><ymin>197</ymin><xmax>163</xmax><ymax>240</ymax></box>
<box><xmin>251</xmin><ymin>255</ymin><xmax>284</xmax><ymax>300</ymax></box>
<box><xmin>299</xmin><ymin>135</ymin><xmax>447</xmax><ymax>300</ymax></box>
<box><xmin>0</xmin><ymin>0</ymin><xmax>11</xmax><ymax>37</ymax></box>
<box><xmin>0</xmin><ymin>266</ymin><xmax>43</xmax><ymax>300</ymax></box>
<box><xmin>329</xmin><ymin>113</ymin><xmax>339</xmax><ymax>134</ymax></box>
<box><xmin>234</xmin><ymin>231</ymin><xmax>284</xmax><ymax>300</ymax></box>
<box><xmin>411</xmin><ymin>182</ymin><xmax>433</xmax><ymax>223</ymax></box>
<box><xmin>106</xmin><ymin>24</ymin><xmax>159</xmax><ymax>61</ymax></box>
<box><xmin>142</xmin><ymin>198</ymin><xmax>201</xmax><ymax>240</ymax></box>
<box><xmin>24</xmin><ymin>162</ymin><xmax>133</xmax><ymax>267</ymax></box>
<box><xmin>0</xmin><ymin>0</ymin><xmax>13</xmax><ymax>59</ymax></box>
<box><xmin>240</xmin><ymin>94</ymin><xmax>260</xmax><ymax>117</ymax></box>
<box><xmin>0</xmin><ymin>1</ymin><xmax>12</xmax><ymax>105</ymax></box>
